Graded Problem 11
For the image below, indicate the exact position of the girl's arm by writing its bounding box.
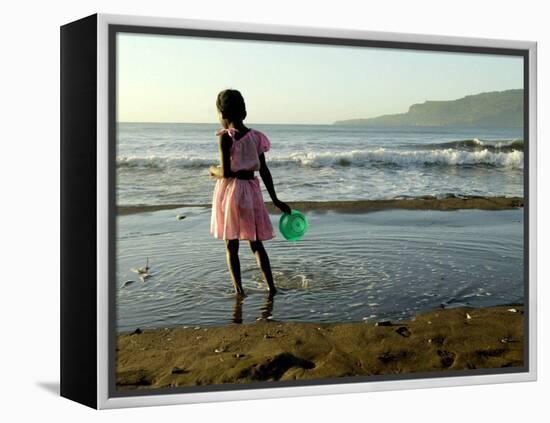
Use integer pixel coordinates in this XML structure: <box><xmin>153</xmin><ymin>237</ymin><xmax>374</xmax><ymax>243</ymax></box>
<box><xmin>209</xmin><ymin>134</ymin><xmax>233</xmax><ymax>179</ymax></box>
<box><xmin>259</xmin><ymin>153</ymin><xmax>291</xmax><ymax>214</ymax></box>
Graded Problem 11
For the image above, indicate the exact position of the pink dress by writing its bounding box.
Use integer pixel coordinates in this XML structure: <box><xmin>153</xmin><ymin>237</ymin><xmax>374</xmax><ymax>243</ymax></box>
<box><xmin>210</xmin><ymin>128</ymin><xmax>276</xmax><ymax>241</ymax></box>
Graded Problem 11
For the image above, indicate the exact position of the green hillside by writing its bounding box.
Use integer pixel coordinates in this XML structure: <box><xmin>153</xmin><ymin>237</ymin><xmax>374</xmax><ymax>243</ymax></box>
<box><xmin>334</xmin><ymin>89</ymin><xmax>523</xmax><ymax>127</ymax></box>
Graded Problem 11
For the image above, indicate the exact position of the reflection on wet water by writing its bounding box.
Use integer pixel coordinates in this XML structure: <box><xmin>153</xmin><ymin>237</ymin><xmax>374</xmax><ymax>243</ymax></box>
<box><xmin>232</xmin><ymin>294</ymin><xmax>275</xmax><ymax>324</ymax></box>
<box><xmin>116</xmin><ymin>207</ymin><xmax>523</xmax><ymax>332</ymax></box>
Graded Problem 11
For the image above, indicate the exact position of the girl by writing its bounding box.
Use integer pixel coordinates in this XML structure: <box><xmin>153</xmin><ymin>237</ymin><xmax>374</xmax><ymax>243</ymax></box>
<box><xmin>209</xmin><ymin>89</ymin><xmax>290</xmax><ymax>296</ymax></box>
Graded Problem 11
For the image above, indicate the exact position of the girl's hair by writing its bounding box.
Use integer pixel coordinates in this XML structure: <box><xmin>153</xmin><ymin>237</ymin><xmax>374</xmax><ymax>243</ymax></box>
<box><xmin>216</xmin><ymin>89</ymin><xmax>247</xmax><ymax>122</ymax></box>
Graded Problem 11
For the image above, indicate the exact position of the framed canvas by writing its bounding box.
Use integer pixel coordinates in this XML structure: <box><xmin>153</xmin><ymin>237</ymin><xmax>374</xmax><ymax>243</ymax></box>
<box><xmin>60</xmin><ymin>13</ymin><xmax>537</xmax><ymax>409</ymax></box>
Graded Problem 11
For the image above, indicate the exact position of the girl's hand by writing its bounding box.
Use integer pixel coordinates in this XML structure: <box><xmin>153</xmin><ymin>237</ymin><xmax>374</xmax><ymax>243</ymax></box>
<box><xmin>209</xmin><ymin>165</ymin><xmax>220</xmax><ymax>179</ymax></box>
<box><xmin>274</xmin><ymin>199</ymin><xmax>291</xmax><ymax>215</ymax></box>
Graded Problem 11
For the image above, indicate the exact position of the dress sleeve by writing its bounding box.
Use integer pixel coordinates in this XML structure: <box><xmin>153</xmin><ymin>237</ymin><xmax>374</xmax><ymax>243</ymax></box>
<box><xmin>256</xmin><ymin>131</ymin><xmax>271</xmax><ymax>154</ymax></box>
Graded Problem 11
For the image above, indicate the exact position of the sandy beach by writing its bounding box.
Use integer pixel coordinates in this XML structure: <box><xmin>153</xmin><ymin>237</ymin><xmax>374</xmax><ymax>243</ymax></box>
<box><xmin>117</xmin><ymin>195</ymin><xmax>523</xmax><ymax>216</ymax></box>
<box><xmin>116</xmin><ymin>305</ymin><xmax>524</xmax><ymax>390</ymax></box>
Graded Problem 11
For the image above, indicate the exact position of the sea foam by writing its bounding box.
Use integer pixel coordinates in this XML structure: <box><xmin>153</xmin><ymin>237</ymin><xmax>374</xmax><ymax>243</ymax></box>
<box><xmin>117</xmin><ymin>148</ymin><xmax>523</xmax><ymax>170</ymax></box>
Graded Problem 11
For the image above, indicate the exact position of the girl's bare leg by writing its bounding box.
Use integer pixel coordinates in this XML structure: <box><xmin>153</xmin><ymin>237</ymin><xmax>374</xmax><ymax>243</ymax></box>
<box><xmin>225</xmin><ymin>239</ymin><xmax>245</xmax><ymax>295</ymax></box>
<box><xmin>249</xmin><ymin>240</ymin><xmax>277</xmax><ymax>294</ymax></box>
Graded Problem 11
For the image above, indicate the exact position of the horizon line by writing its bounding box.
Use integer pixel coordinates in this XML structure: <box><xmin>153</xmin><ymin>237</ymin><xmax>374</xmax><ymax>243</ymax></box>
<box><xmin>117</xmin><ymin>121</ymin><xmax>334</xmax><ymax>125</ymax></box>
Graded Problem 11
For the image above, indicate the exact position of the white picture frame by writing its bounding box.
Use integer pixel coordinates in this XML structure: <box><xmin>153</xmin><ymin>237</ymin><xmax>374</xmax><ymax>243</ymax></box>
<box><xmin>60</xmin><ymin>13</ymin><xmax>537</xmax><ymax>409</ymax></box>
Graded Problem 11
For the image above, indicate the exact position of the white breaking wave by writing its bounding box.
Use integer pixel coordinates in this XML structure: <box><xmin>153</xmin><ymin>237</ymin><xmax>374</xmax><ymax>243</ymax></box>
<box><xmin>277</xmin><ymin>148</ymin><xmax>524</xmax><ymax>169</ymax></box>
<box><xmin>117</xmin><ymin>148</ymin><xmax>523</xmax><ymax>170</ymax></box>
<box><xmin>117</xmin><ymin>155</ymin><xmax>214</xmax><ymax>169</ymax></box>
<box><xmin>425</xmin><ymin>138</ymin><xmax>523</xmax><ymax>151</ymax></box>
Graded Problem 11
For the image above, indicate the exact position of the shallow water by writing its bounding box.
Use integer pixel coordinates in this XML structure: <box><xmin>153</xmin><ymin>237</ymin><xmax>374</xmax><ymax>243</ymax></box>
<box><xmin>116</xmin><ymin>208</ymin><xmax>524</xmax><ymax>332</ymax></box>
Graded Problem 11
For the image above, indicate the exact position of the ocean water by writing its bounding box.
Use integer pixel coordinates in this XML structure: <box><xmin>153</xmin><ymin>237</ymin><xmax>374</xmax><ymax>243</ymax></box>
<box><xmin>116</xmin><ymin>123</ymin><xmax>524</xmax><ymax>207</ymax></box>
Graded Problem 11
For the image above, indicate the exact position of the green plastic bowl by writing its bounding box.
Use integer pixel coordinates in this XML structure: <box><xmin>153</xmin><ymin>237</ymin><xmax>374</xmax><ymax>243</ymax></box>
<box><xmin>279</xmin><ymin>209</ymin><xmax>308</xmax><ymax>241</ymax></box>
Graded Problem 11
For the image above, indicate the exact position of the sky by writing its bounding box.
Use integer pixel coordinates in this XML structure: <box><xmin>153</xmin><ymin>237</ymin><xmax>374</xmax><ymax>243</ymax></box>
<box><xmin>117</xmin><ymin>32</ymin><xmax>524</xmax><ymax>124</ymax></box>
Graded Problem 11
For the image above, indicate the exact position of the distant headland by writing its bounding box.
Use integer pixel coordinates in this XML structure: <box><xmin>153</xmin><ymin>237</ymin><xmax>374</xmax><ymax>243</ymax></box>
<box><xmin>334</xmin><ymin>89</ymin><xmax>523</xmax><ymax>127</ymax></box>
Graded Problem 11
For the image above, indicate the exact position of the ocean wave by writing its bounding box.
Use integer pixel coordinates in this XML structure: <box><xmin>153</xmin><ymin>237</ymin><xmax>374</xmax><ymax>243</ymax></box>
<box><xmin>117</xmin><ymin>155</ymin><xmax>214</xmax><ymax>169</ymax></box>
<box><xmin>117</xmin><ymin>148</ymin><xmax>523</xmax><ymax>170</ymax></box>
<box><xmin>419</xmin><ymin>138</ymin><xmax>523</xmax><ymax>152</ymax></box>
<box><xmin>276</xmin><ymin>149</ymin><xmax>523</xmax><ymax>168</ymax></box>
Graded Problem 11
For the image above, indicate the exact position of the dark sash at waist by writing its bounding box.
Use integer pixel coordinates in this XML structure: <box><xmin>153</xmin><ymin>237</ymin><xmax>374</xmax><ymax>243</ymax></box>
<box><xmin>234</xmin><ymin>170</ymin><xmax>255</xmax><ymax>180</ymax></box>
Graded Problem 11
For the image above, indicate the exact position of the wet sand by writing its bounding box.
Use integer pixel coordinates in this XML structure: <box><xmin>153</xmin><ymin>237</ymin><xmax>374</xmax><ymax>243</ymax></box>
<box><xmin>116</xmin><ymin>305</ymin><xmax>524</xmax><ymax>391</ymax></box>
<box><xmin>117</xmin><ymin>196</ymin><xmax>523</xmax><ymax>215</ymax></box>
